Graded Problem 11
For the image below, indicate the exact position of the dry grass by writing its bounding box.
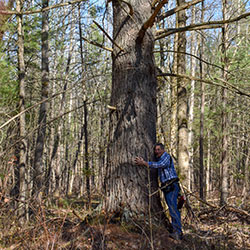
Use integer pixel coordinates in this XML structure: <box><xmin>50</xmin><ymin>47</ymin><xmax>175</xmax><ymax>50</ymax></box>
<box><xmin>0</xmin><ymin>196</ymin><xmax>249</xmax><ymax>250</ymax></box>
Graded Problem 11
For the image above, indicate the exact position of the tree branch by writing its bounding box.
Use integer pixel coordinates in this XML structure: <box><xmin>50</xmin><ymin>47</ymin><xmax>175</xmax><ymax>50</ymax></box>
<box><xmin>93</xmin><ymin>20</ymin><xmax>124</xmax><ymax>51</ymax></box>
<box><xmin>137</xmin><ymin>0</ymin><xmax>168</xmax><ymax>42</ymax></box>
<box><xmin>154</xmin><ymin>49</ymin><xmax>231</xmax><ymax>74</ymax></box>
<box><xmin>81</xmin><ymin>36</ymin><xmax>113</xmax><ymax>52</ymax></box>
<box><xmin>0</xmin><ymin>0</ymin><xmax>87</xmax><ymax>15</ymax></box>
<box><xmin>155</xmin><ymin>12</ymin><xmax>250</xmax><ymax>40</ymax></box>
<box><xmin>158</xmin><ymin>72</ymin><xmax>250</xmax><ymax>98</ymax></box>
<box><xmin>158</xmin><ymin>0</ymin><xmax>202</xmax><ymax>22</ymax></box>
<box><xmin>184</xmin><ymin>187</ymin><xmax>250</xmax><ymax>217</ymax></box>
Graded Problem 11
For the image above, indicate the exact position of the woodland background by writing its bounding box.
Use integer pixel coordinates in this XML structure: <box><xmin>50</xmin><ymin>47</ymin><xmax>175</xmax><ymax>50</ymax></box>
<box><xmin>0</xmin><ymin>0</ymin><xmax>249</xmax><ymax>249</ymax></box>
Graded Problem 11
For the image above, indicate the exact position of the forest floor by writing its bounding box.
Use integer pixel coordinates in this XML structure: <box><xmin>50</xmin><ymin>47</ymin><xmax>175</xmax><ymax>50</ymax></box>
<box><xmin>0</xmin><ymin>193</ymin><xmax>249</xmax><ymax>250</ymax></box>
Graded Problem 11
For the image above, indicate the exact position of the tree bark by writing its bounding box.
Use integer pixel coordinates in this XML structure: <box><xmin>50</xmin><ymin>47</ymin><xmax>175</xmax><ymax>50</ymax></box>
<box><xmin>104</xmin><ymin>0</ymin><xmax>164</xmax><ymax>222</ymax></box>
<box><xmin>33</xmin><ymin>0</ymin><xmax>49</xmax><ymax>201</ymax></box>
<box><xmin>220</xmin><ymin>0</ymin><xmax>229</xmax><ymax>206</ymax></box>
<box><xmin>188</xmin><ymin>4</ymin><xmax>197</xmax><ymax>191</ymax></box>
<box><xmin>206</xmin><ymin>129</ymin><xmax>211</xmax><ymax>195</ymax></box>
<box><xmin>16</xmin><ymin>0</ymin><xmax>27</xmax><ymax>222</ymax></box>
<box><xmin>170</xmin><ymin>24</ymin><xmax>178</xmax><ymax>160</ymax></box>
<box><xmin>176</xmin><ymin>0</ymin><xmax>189</xmax><ymax>187</ymax></box>
<box><xmin>199</xmin><ymin>0</ymin><xmax>205</xmax><ymax>200</ymax></box>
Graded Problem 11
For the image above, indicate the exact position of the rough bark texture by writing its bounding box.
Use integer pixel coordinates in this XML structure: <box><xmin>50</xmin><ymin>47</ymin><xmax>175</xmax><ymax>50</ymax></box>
<box><xmin>176</xmin><ymin>0</ymin><xmax>189</xmax><ymax>186</ymax></box>
<box><xmin>104</xmin><ymin>0</ymin><xmax>163</xmax><ymax>220</ymax></box>
<box><xmin>33</xmin><ymin>0</ymin><xmax>49</xmax><ymax>201</ymax></box>
<box><xmin>17</xmin><ymin>0</ymin><xmax>27</xmax><ymax>221</ymax></box>
<box><xmin>170</xmin><ymin>30</ymin><xmax>178</xmax><ymax>160</ymax></box>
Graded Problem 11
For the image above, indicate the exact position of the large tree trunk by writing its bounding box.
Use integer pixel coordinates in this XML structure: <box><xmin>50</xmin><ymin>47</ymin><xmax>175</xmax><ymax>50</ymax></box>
<box><xmin>104</xmin><ymin>0</ymin><xmax>164</xmax><ymax>220</ymax></box>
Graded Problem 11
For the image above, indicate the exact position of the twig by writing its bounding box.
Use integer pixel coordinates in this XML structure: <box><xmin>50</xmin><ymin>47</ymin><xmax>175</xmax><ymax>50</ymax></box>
<box><xmin>93</xmin><ymin>20</ymin><xmax>124</xmax><ymax>51</ymax></box>
<box><xmin>81</xmin><ymin>36</ymin><xmax>113</xmax><ymax>52</ymax></box>
<box><xmin>158</xmin><ymin>72</ymin><xmax>250</xmax><ymax>98</ymax></box>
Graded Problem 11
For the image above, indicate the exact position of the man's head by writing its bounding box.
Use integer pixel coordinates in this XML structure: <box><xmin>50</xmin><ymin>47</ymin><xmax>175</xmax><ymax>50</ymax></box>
<box><xmin>154</xmin><ymin>143</ymin><xmax>165</xmax><ymax>158</ymax></box>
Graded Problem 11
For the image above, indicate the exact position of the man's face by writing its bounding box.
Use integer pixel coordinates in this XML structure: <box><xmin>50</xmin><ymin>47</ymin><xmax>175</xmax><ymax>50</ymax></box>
<box><xmin>154</xmin><ymin>146</ymin><xmax>164</xmax><ymax>158</ymax></box>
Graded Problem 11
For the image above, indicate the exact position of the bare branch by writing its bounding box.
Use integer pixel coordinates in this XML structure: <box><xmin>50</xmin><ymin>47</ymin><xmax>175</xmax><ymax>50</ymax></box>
<box><xmin>158</xmin><ymin>0</ymin><xmax>202</xmax><ymax>22</ymax></box>
<box><xmin>93</xmin><ymin>20</ymin><xmax>124</xmax><ymax>51</ymax></box>
<box><xmin>184</xmin><ymin>186</ymin><xmax>250</xmax><ymax>217</ymax></box>
<box><xmin>155</xmin><ymin>12</ymin><xmax>250</xmax><ymax>40</ymax></box>
<box><xmin>81</xmin><ymin>36</ymin><xmax>113</xmax><ymax>52</ymax></box>
<box><xmin>0</xmin><ymin>0</ymin><xmax>87</xmax><ymax>15</ymax></box>
<box><xmin>158</xmin><ymin>72</ymin><xmax>250</xmax><ymax>98</ymax></box>
<box><xmin>154</xmin><ymin>49</ymin><xmax>231</xmax><ymax>74</ymax></box>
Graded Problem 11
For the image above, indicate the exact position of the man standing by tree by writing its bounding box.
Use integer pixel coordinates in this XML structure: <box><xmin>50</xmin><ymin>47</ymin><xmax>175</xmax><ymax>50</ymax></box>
<box><xmin>135</xmin><ymin>143</ymin><xmax>183</xmax><ymax>240</ymax></box>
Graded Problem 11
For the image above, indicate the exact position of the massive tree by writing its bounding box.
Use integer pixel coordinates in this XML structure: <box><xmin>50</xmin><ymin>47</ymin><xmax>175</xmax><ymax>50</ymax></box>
<box><xmin>104</xmin><ymin>0</ymin><xmax>164</xmax><ymax>220</ymax></box>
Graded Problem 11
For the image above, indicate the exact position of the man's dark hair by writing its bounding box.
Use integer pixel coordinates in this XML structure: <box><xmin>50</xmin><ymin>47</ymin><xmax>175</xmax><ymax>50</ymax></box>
<box><xmin>154</xmin><ymin>143</ymin><xmax>165</xmax><ymax>150</ymax></box>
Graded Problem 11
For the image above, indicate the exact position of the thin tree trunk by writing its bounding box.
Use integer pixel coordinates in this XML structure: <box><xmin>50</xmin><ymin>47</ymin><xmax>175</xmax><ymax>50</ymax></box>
<box><xmin>176</xmin><ymin>0</ymin><xmax>189</xmax><ymax>187</ymax></box>
<box><xmin>170</xmin><ymin>23</ymin><xmax>178</xmax><ymax>160</ymax></box>
<box><xmin>199</xmin><ymin>1</ymin><xmax>205</xmax><ymax>200</ymax></box>
<box><xmin>220</xmin><ymin>0</ymin><xmax>229</xmax><ymax>206</ymax></box>
<box><xmin>78</xmin><ymin>3</ymin><xmax>90</xmax><ymax>206</ymax></box>
<box><xmin>242</xmin><ymin>145</ymin><xmax>249</xmax><ymax>206</ymax></box>
<box><xmin>16</xmin><ymin>0</ymin><xmax>27</xmax><ymax>222</ymax></box>
<box><xmin>206</xmin><ymin>129</ymin><xmax>211</xmax><ymax>196</ymax></box>
<box><xmin>157</xmin><ymin>20</ymin><xmax>167</xmax><ymax>145</ymax></box>
<box><xmin>33</xmin><ymin>0</ymin><xmax>49</xmax><ymax>201</ymax></box>
<box><xmin>98</xmin><ymin>105</ymin><xmax>106</xmax><ymax>192</ymax></box>
<box><xmin>50</xmin><ymin>8</ymin><xmax>75</xmax><ymax>197</ymax></box>
<box><xmin>188</xmin><ymin>4</ymin><xmax>197</xmax><ymax>192</ymax></box>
